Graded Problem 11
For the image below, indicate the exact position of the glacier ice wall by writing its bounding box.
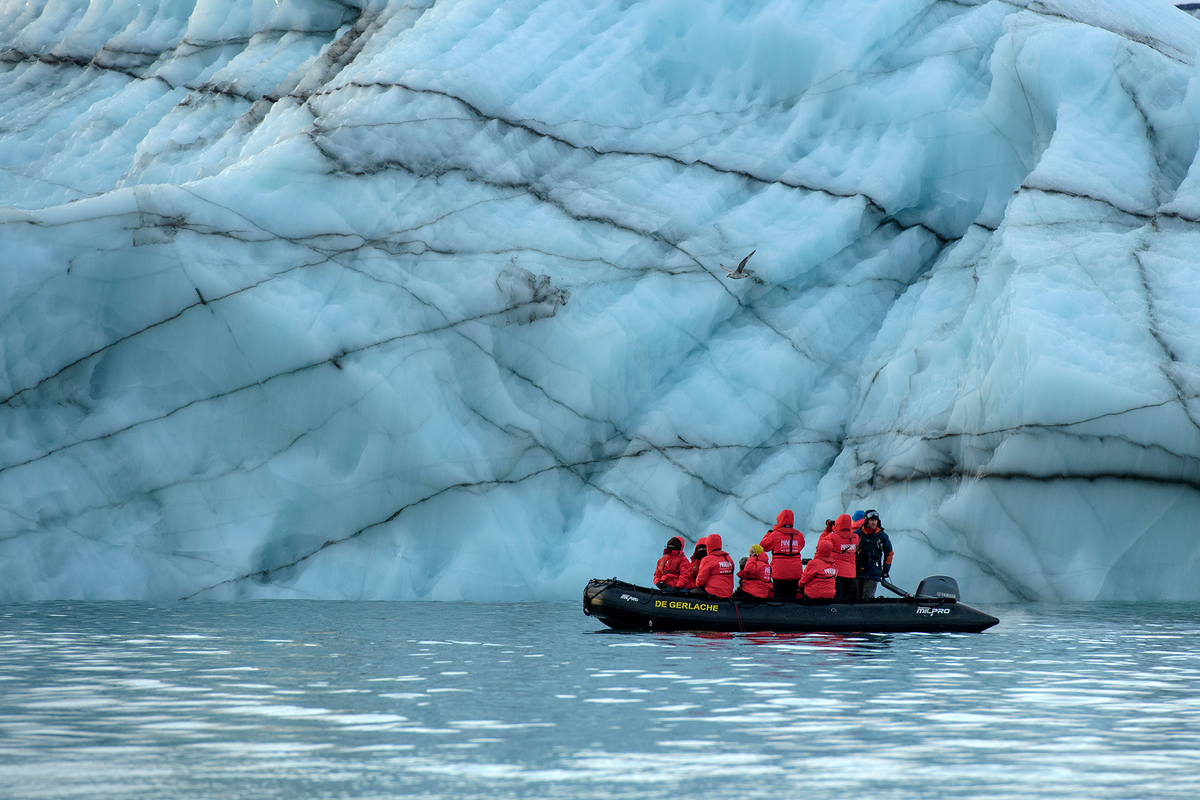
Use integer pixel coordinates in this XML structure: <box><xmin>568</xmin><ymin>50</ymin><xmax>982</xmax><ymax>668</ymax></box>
<box><xmin>3</xmin><ymin>0</ymin><xmax>1200</xmax><ymax>600</ymax></box>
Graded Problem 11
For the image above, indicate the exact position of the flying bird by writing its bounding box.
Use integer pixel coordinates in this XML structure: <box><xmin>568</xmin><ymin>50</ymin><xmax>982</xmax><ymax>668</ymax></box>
<box><xmin>721</xmin><ymin>250</ymin><xmax>755</xmax><ymax>279</ymax></box>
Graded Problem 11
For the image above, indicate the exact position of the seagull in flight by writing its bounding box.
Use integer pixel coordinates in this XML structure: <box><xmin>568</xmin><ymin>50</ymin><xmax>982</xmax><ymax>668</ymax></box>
<box><xmin>721</xmin><ymin>250</ymin><xmax>755</xmax><ymax>279</ymax></box>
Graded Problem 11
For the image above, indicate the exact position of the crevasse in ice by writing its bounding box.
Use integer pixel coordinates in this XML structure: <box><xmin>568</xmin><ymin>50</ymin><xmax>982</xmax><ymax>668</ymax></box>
<box><xmin>3</xmin><ymin>0</ymin><xmax>1200</xmax><ymax>600</ymax></box>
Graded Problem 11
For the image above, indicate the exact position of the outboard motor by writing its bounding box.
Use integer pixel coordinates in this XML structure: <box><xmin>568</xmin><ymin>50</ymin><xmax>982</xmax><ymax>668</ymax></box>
<box><xmin>915</xmin><ymin>575</ymin><xmax>961</xmax><ymax>601</ymax></box>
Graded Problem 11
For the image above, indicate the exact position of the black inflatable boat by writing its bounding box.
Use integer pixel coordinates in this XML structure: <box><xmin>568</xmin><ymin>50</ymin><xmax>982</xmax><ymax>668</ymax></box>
<box><xmin>583</xmin><ymin>576</ymin><xmax>998</xmax><ymax>633</ymax></box>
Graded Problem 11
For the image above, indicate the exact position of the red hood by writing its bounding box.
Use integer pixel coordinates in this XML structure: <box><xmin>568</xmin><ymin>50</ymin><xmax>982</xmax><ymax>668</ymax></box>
<box><xmin>816</xmin><ymin>538</ymin><xmax>833</xmax><ymax>559</ymax></box>
<box><xmin>775</xmin><ymin>509</ymin><xmax>794</xmax><ymax>528</ymax></box>
<box><xmin>833</xmin><ymin>514</ymin><xmax>853</xmax><ymax>533</ymax></box>
<box><xmin>706</xmin><ymin>533</ymin><xmax>723</xmax><ymax>552</ymax></box>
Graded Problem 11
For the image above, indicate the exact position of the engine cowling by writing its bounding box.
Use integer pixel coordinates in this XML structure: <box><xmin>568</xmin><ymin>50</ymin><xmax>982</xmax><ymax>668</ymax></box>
<box><xmin>915</xmin><ymin>575</ymin><xmax>960</xmax><ymax>601</ymax></box>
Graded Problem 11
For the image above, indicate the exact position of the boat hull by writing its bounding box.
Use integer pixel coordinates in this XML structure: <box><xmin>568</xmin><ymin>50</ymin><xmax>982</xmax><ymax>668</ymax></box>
<box><xmin>583</xmin><ymin>578</ymin><xmax>998</xmax><ymax>633</ymax></box>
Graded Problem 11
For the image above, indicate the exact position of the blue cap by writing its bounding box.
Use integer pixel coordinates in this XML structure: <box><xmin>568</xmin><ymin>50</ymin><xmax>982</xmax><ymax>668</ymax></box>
<box><xmin>852</xmin><ymin>510</ymin><xmax>866</xmax><ymax>521</ymax></box>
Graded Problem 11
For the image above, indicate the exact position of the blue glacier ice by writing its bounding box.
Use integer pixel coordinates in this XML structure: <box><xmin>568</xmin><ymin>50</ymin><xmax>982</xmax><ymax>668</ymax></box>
<box><xmin>3</xmin><ymin>0</ymin><xmax>1200</xmax><ymax>601</ymax></box>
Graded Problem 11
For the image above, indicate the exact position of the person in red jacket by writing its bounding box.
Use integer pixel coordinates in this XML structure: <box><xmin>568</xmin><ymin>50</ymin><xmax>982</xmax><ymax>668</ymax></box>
<box><xmin>735</xmin><ymin>544</ymin><xmax>772</xmax><ymax>598</ymax></box>
<box><xmin>822</xmin><ymin>514</ymin><xmax>859</xmax><ymax>599</ymax></box>
<box><xmin>654</xmin><ymin>536</ymin><xmax>691</xmax><ymax>590</ymax></box>
<box><xmin>694</xmin><ymin>533</ymin><xmax>735</xmax><ymax>598</ymax></box>
<box><xmin>799</xmin><ymin>537</ymin><xmax>838</xmax><ymax>599</ymax></box>
<box><xmin>684</xmin><ymin>537</ymin><xmax>707</xmax><ymax>590</ymax></box>
<box><xmin>843</xmin><ymin>511</ymin><xmax>867</xmax><ymax>597</ymax></box>
<box><xmin>759</xmin><ymin>509</ymin><xmax>805</xmax><ymax>599</ymax></box>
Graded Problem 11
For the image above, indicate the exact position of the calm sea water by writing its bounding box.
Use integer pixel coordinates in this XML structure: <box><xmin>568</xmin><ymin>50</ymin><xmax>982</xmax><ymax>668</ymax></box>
<box><xmin>1</xmin><ymin>600</ymin><xmax>1198</xmax><ymax>799</ymax></box>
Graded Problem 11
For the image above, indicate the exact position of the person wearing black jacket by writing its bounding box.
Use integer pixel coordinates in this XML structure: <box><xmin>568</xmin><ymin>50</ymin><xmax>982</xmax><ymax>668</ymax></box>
<box><xmin>856</xmin><ymin>510</ymin><xmax>893</xmax><ymax>599</ymax></box>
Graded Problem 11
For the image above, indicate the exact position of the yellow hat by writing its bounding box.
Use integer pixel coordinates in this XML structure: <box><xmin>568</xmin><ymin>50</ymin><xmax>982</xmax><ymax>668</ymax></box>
<box><xmin>750</xmin><ymin>544</ymin><xmax>764</xmax><ymax>555</ymax></box>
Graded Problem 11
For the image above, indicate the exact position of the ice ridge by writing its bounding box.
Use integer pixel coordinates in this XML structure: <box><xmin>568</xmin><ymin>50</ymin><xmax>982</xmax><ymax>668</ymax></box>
<box><xmin>2</xmin><ymin>0</ymin><xmax>1200</xmax><ymax>600</ymax></box>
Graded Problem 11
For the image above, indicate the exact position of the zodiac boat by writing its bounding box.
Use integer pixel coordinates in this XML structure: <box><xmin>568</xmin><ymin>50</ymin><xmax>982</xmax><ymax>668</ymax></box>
<box><xmin>583</xmin><ymin>576</ymin><xmax>999</xmax><ymax>633</ymax></box>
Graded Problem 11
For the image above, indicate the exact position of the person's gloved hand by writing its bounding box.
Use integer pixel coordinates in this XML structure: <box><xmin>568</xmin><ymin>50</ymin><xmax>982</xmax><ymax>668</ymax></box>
<box><xmin>655</xmin><ymin>581</ymin><xmax>668</xmax><ymax>589</ymax></box>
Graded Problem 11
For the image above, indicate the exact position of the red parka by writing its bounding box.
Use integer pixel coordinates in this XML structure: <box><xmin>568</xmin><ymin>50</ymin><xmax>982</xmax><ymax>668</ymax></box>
<box><xmin>759</xmin><ymin>509</ymin><xmax>806</xmax><ymax>580</ymax></box>
<box><xmin>684</xmin><ymin>536</ymin><xmax>708</xmax><ymax>589</ymax></box>
<box><xmin>799</xmin><ymin>538</ymin><xmax>838</xmax><ymax>599</ymax></box>
<box><xmin>822</xmin><ymin>514</ymin><xmax>858</xmax><ymax>579</ymax></box>
<box><xmin>695</xmin><ymin>534</ymin><xmax>735</xmax><ymax>598</ymax></box>
<box><xmin>654</xmin><ymin>537</ymin><xmax>692</xmax><ymax>588</ymax></box>
<box><xmin>737</xmin><ymin>552</ymin><xmax>772</xmax><ymax>598</ymax></box>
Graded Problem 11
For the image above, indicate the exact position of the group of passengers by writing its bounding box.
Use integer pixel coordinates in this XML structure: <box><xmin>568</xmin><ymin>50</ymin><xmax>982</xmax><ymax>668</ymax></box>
<box><xmin>653</xmin><ymin>509</ymin><xmax>893</xmax><ymax>601</ymax></box>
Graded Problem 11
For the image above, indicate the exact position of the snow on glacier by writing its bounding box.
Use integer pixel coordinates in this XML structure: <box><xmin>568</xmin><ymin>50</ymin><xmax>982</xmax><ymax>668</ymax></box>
<box><xmin>3</xmin><ymin>0</ymin><xmax>1200</xmax><ymax>601</ymax></box>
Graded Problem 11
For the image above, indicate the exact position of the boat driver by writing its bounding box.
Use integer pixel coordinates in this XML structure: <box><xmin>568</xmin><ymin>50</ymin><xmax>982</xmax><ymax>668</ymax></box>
<box><xmin>855</xmin><ymin>510</ymin><xmax>893</xmax><ymax>599</ymax></box>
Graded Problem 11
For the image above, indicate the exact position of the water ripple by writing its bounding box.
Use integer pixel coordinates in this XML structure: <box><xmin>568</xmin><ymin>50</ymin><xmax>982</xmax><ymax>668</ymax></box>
<box><xmin>1</xmin><ymin>602</ymin><xmax>1199</xmax><ymax>798</ymax></box>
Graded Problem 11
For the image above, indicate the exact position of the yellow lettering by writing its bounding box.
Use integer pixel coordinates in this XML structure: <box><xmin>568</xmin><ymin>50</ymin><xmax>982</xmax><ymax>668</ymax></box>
<box><xmin>653</xmin><ymin>599</ymin><xmax>721</xmax><ymax>612</ymax></box>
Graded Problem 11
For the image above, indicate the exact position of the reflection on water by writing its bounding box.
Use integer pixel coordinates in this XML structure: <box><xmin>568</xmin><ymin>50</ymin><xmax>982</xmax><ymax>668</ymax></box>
<box><xmin>1</xmin><ymin>602</ymin><xmax>1199</xmax><ymax>799</ymax></box>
